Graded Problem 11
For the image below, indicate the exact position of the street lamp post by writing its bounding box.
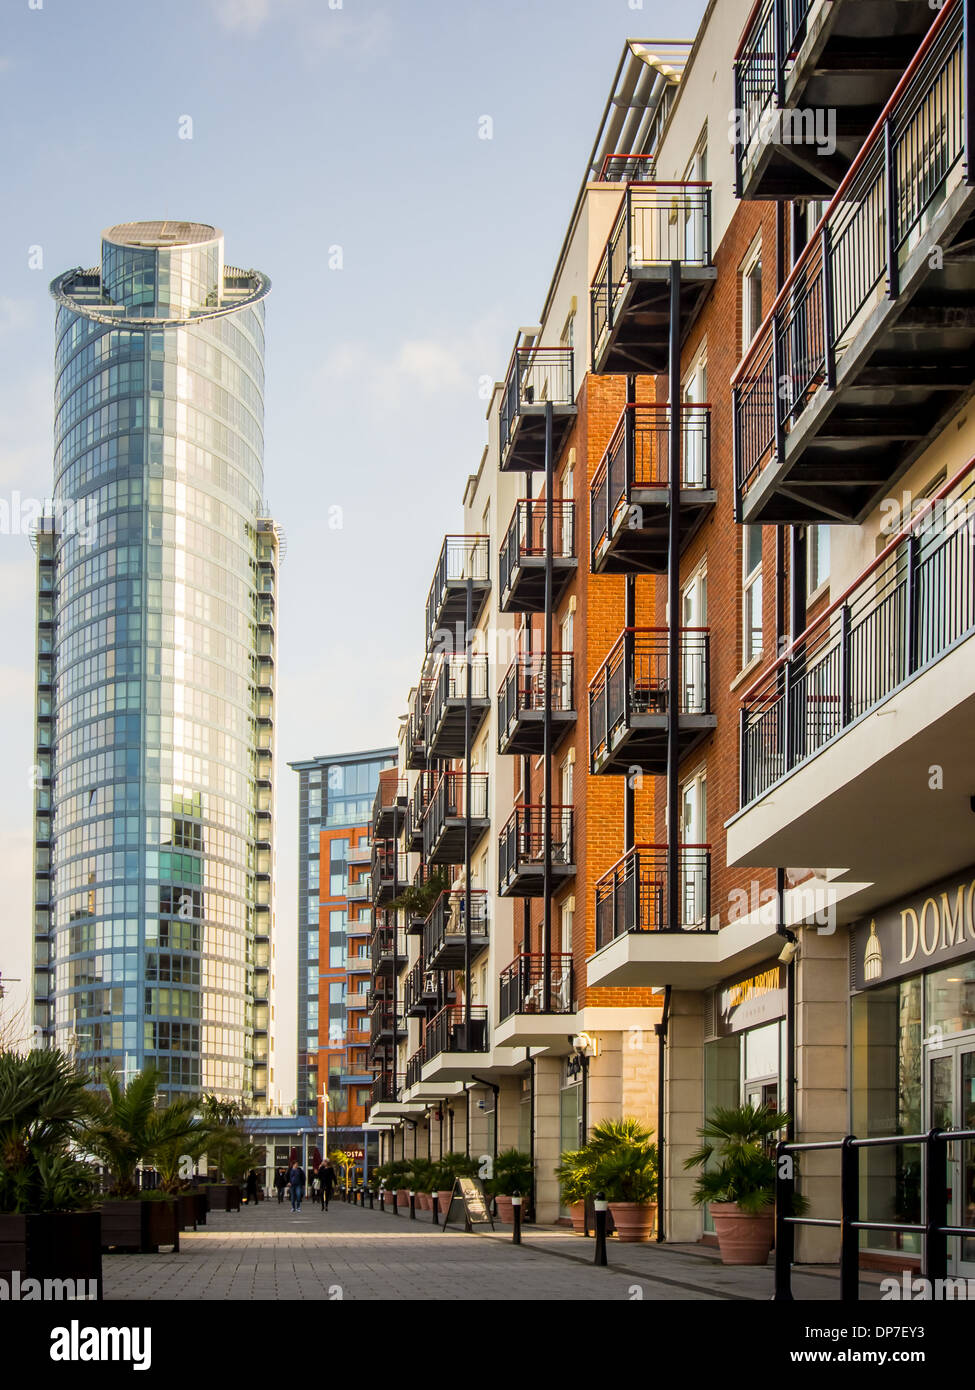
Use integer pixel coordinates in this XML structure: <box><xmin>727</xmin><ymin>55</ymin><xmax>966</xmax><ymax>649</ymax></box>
<box><xmin>320</xmin><ymin>1088</ymin><xmax>329</xmax><ymax>1173</ymax></box>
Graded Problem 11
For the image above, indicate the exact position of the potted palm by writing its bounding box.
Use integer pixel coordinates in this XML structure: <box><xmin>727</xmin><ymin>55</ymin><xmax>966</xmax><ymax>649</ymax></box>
<box><xmin>411</xmin><ymin>1159</ymin><xmax>437</xmax><ymax>1210</ymax></box>
<box><xmin>83</xmin><ymin>1069</ymin><xmax>200</xmax><ymax>1253</ymax></box>
<box><xmin>0</xmin><ymin>1049</ymin><xmax>102</xmax><ymax>1296</ymax></box>
<box><xmin>684</xmin><ymin>1102</ymin><xmax>797</xmax><ymax>1265</ymax></box>
<box><xmin>154</xmin><ymin>1120</ymin><xmax>212</xmax><ymax>1231</ymax></box>
<box><xmin>485</xmin><ymin>1148</ymin><xmax>533</xmax><ymax>1223</ymax></box>
<box><xmin>587</xmin><ymin>1117</ymin><xmax>658</xmax><ymax>1242</ymax></box>
<box><xmin>554</xmin><ymin>1147</ymin><xmax>595</xmax><ymax>1233</ymax></box>
<box><xmin>388</xmin><ymin>1159</ymin><xmax>413</xmax><ymax>1208</ymax></box>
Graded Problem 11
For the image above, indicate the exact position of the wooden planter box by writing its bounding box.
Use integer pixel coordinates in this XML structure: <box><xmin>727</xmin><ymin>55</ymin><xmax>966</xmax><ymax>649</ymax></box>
<box><xmin>0</xmin><ymin>1212</ymin><xmax>102</xmax><ymax>1299</ymax></box>
<box><xmin>205</xmin><ymin>1183</ymin><xmax>242</xmax><ymax>1212</ymax></box>
<box><xmin>100</xmin><ymin>1198</ymin><xmax>179</xmax><ymax>1254</ymax></box>
<box><xmin>176</xmin><ymin>1192</ymin><xmax>208</xmax><ymax>1231</ymax></box>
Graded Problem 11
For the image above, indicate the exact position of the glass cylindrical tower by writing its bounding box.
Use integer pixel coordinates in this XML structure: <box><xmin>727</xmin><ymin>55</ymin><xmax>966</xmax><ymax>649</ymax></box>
<box><xmin>41</xmin><ymin>221</ymin><xmax>275</xmax><ymax>1102</ymax></box>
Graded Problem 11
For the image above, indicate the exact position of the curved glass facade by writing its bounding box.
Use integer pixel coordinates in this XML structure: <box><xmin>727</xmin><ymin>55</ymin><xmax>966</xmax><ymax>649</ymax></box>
<box><xmin>39</xmin><ymin>223</ymin><xmax>274</xmax><ymax>1101</ymax></box>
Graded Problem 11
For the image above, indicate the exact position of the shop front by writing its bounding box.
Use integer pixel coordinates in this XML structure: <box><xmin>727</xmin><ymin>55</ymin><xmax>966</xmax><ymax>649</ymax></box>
<box><xmin>850</xmin><ymin>865</ymin><xmax>975</xmax><ymax>1273</ymax></box>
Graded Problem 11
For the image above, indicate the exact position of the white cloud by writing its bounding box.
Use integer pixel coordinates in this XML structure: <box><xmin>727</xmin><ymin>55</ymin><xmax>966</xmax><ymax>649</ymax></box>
<box><xmin>211</xmin><ymin>0</ymin><xmax>272</xmax><ymax>35</ymax></box>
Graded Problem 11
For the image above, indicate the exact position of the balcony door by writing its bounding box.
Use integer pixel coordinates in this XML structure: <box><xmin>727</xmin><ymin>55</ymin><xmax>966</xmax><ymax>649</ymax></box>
<box><xmin>682</xmin><ymin>569</ymin><xmax>708</xmax><ymax>714</ymax></box>
<box><xmin>683</xmin><ymin>138</ymin><xmax>707</xmax><ymax>263</ymax></box>
<box><xmin>682</xmin><ymin>356</ymin><xmax>707</xmax><ymax>487</ymax></box>
<box><xmin>928</xmin><ymin>1041</ymin><xmax>975</xmax><ymax>1277</ymax></box>
<box><xmin>679</xmin><ymin>773</ymin><xmax>707</xmax><ymax>928</ymax></box>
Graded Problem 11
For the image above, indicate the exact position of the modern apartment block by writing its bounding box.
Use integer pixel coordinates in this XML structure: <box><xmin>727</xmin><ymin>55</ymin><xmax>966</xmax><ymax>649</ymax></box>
<box><xmin>367</xmin><ymin>0</ymin><xmax>975</xmax><ymax>1273</ymax></box>
<box><xmin>290</xmin><ymin>748</ymin><xmax>396</xmax><ymax>1160</ymax></box>
<box><xmin>33</xmin><ymin>222</ymin><xmax>277</xmax><ymax>1106</ymax></box>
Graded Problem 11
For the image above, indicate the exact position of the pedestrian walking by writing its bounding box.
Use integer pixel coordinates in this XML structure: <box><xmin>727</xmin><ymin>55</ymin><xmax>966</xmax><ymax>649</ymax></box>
<box><xmin>317</xmin><ymin>1160</ymin><xmax>336</xmax><ymax>1211</ymax></box>
<box><xmin>245</xmin><ymin>1168</ymin><xmax>259</xmax><ymax>1205</ymax></box>
<box><xmin>274</xmin><ymin>1166</ymin><xmax>288</xmax><ymax>1203</ymax></box>
<box><xmin>288</xmin><ymin>1162</ymin><xmax>305</xmax><ymax>1212</ymax></box>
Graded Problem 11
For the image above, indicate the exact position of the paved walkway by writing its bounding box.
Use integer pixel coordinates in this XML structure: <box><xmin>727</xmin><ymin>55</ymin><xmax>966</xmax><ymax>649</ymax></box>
<box><xmin>101</xmin><ymin>1196</ymin><xmax>885</xmax><ymax>1302</ymax></box>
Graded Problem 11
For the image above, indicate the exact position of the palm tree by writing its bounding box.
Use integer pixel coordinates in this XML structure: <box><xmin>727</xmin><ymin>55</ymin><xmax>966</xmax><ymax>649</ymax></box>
<box><xmin>684</xmin><ymin>1102</ymin><xmax>792</xmax><ymax>1214</ymax></box>
<box><xmin>0</xmin><ymin>1049</ymin><xmax>95</xmax><ymax>1214</ymax></box>
<box><xmin>82</xmin><ymin>1068</ymin><xmax>201</xmax><ymax>1197</ymax></box>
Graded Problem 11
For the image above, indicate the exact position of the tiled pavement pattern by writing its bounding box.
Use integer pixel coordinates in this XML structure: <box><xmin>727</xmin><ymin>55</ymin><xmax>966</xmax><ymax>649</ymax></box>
<box><xmin>101</xmin><ymin>1196</ymin><xmax>892</xmax><ymax>1301</ymax></box>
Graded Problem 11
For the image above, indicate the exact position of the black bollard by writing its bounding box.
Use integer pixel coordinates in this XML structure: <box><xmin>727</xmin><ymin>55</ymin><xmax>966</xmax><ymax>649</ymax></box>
<box><xmin>409</xmin><ymin>1190</ymin><xmax>417</xmax><ymax>1220</ymax></box>
<box><xmin>379</xmin><ymin>1187</ymin><xmax>386</xmax><ymax>1213</ymax></box>
<box><xmin>512</xmin><ymin>1191</ymin><xmax>522</xmax><ymax>1245</ymax></box>
<box><xmin>593</xmin><ymin>1192</ymin><xmax>608</xmax><ymax>1267</ymax></box>
<box><xmin>368</xmin><ymin>1188</ymin><xmax>374</xmax><ymax>1211</ymax></box>
<box><xmin>431</xmin><ymin>1191</ymin><xmax>440</xmax><ymax>1226</ymax></box>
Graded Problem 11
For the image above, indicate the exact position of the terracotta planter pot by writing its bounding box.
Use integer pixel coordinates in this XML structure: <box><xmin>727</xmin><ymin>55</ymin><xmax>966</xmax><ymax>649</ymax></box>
<box><xmin>396</xmin><ymin>1188</ymin><xmax>411</xmax><ymax>1207</ymax></box>
<box><xmin>569</xmin><ymin>1201</ymin><xmax>587</xmax><ymax>1234</ymax></box>
<box><xmin>607</xmin><ymin>1201</ymin><xmax>656</xmax><ymax>1243</ymax></box>
<box><xmin>437</xmin><ymin>1191</ymin><xmax>451</xmax><ymax>1215</ymax></box>
<box><xmin>0</xmin><ymin>1211</ymin><xmax>103</xmax><ymax>1299</ymax></box>
<box><xmin>709</xmin><ymin>1203</ymin><xmax>774</xmax><ymax>1265</ymax></box>
<box><xmin>100</xmin><ymin>1198</ymin><xmax>179</xmax><ymax>1254</ymax></box>
<box><xmin>419</xmin><ymin>1193</ymin><xmax>433</xmax><ymax>1211</ymax></box>
<box><xmin>493</xmin><ymin>1195</ymin><xmax>513</xmax><ymax>1224</ymax></box>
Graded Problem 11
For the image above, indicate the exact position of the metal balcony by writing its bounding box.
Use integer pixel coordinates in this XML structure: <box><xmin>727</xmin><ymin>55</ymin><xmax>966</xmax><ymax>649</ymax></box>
<box><xmin>424</xmin><ymin>654</ymin><xmax>490</xmax><ymax>759</ymax></box>
<box><xmin>594</xmin><ymin>845</ymin><xmax>713</xmax><ymax>948</ymax></box>
<box><xmin>422</xmin><ymin>771</ymin><xmax>490</xmax><ymax>867</ymax></box>
<box><xmin>372</xmin><ymin>776</ymin><xmax>407</xmax><ymax>838</ymax></box>
<box><xmin>590</xmin><ymin>404</ymin><xmax>714</xmax><ymax>575</ymax></box>
<box><xmin>498</xmin><ymin>953</ymin><xmax>573</xmax><ymax>1021</ymax></box>
<box><xmin>422</xmin><ymin>889</ymin><xmax>490</xmax><ymax>971</ymax></box>
<box><xmin>734</xmin><ymin>0</ymin><xmax>934</xmax><ymax>201</ymax></box>
<box><xmin>590</xmin><ymin>184</ymin><xmax>715</xmax><ymax>375</ymax></box>
<box><xmin>734</xmin><ymin>0</ymin><xmax>975</xmax><ymax>524</ymax></box>
<box><xmin>423</xmin><ymin>1005</ymin><xmax>489</xmax><ymax>1061</ymax></box>
<box><xmin>739</xmin><ymin>456</ymin><xmax>975</xmax><ymax>809</ymax></box>
<box><xmin>497</xmin><ymin>653</ymin><xmax>576</xmax><ymax>756</ymax></box>
<box><xmin>589</xmin><ymin>628</ymin><xmax>715</xmax><ymax>775</ymax></box>
<box><xmin>370</xmin><ymin>926</ymin><xmax>402</xmax><ymax>976</ymax></box>
<box><xmin>599</xmin><ymin>152</ymin><xmax>658</xmax><ymax>182</ymax></box>
<box><xmin>406</xmin><ymin>676</ymin><xmax>434</xmax><ymax>771</ymax></box>
<box><xmin>498</xmin><ymin>498</ymin><xmax>577</xmax><ymax>612</ymax></box>
<box><xmin>405</xmin><ymin>770</ymin><xmax>437</xmax><ymax>851</ymax></box>
<box><xmin>405</xmin><ymin>1048</ymin><xmax>424</xmax><ymax>1090</ymax></box>
<box><xmin>370</xmin><ymin>999</ymin><xmax>405</xmax><ymax>1043</ymax></box>
<box><xmin>498</xmin><ymin>346</ymin><xmax>577</xmax><ymax>472</ymax></box>
<box><xmin>371</xmin><ymin>1075</ymin><xmax>398</xmax><ymax>1105</ymax></box>
<box><xmin>424</xmin><ymin>536</ymin><xmax>490</xmax><ymax>650</ymax></box>
<box><xmin>498</xmin><ymin>805</ymin><xmax>575</xmax><ymax>898</ymax></box>
<box><xmin>346</xmin><ymin>873</ymin><xmax>371</xmax><ymax>902</ymax></box>
<box><xmin>370</xmin><ymin>841</ymin><xmax>407</xmax><ymax>907</ymax></box>
<box><xmin>404</xmin><ymin>961</ymin><xmax>440</xmax><ymax>1018</ymax></box>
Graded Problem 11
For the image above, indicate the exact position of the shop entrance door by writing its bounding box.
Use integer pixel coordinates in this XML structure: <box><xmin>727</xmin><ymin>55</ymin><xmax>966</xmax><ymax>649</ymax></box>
<box><xmin>927</xmin><ymin>1042</ymin><xmax>975</xmax><ymax>1276</ymax></box>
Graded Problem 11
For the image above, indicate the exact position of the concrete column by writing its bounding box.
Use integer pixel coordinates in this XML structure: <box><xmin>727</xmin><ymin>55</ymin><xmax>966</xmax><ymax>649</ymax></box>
<box><xmin>467</xmin><ymin>1087</ymin><xmax>492</xmax><ymax>1170</ymax></box>
<box><xmin>795</xmin><ymin>926</ymin><xmax>848</xmax><ymax>1262</ymax></box>
<box><xmin>587</xmin><ymin>1031</ymin><xmax>622</xmax><ymax>1131</ymax></box>
<box><xmin>534</xmin><ymin>1055</ymin><xmax>562</xmax><ymax>1223</ymax></box>
<box><xmin>619</xmin><ymin>1018</ymin><xmax>661</xmax><ymax>1130</ymax></box>
<box><xmin>498</xmin><ymin>1075</ymin><xmax>523</xmax><ymax>1150</ymax></box>
<box><xmin>664</xmin><ymin>990</ymin><xmax>706</xmax><ymax>1243</ymax></box>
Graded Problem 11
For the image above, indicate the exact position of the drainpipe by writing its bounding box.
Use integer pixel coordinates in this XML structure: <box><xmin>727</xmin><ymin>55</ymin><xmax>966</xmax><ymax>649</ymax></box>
<box><xmin>464</xmin><ymin>1083</ymin><xmax>471</xmax><ymax>1159</ymax></box>
<box><xmin>528</xmin><ymin>1049</ymin><xmax>536</xmax><ymax>1222</ymax></box>
<box><xmin>543</xmin><ymin>402</ymin><xmax>554</xmax><ymax>1011</ymax></box>
<box><xmin>666</xmin><ymin>263</ymin><xmax>682</xmax><ymax>933</ymax></box>
<box><xmin>464</xmin><ymin>578</ymin><xmax>473</xmax><ymax>1042</ymax></box>
<box><xmin>472</xmin><ymin>1075</ymin><xmax>499</xmax><ymax>1175</ymax></box>
<box><xmin>655</xmin><ymin>985</ymin><xmax>671</xmax><ymax>1241</ymax></box>
<box><xmin>624</xmin><ymin>375</ymin><xmax>636</xmax><ymax>854</ymax></box>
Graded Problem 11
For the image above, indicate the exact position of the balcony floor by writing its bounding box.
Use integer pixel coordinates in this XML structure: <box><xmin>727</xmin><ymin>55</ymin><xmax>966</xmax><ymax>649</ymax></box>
<box><xmin>742</xmin><ymin>182</ymin><xmax>975</xmax><ymax>525</ymax></box>
<box><xmin>426</xmin><ymin>932</ymin><xmax>490</xmax><ymax>971</ymax></box>
<box><xmin>593</xmin><ymin>267</ymin><xmax>716</xmax><ymax>376</ymax></box>
<box><xmin>426</xmin><ymin>699</ymin><xmax>490</xmax><ymax>760</ymax></box>
<box><xmin>586</xmin><ymin>917</ymin><xmax>779</xmax><ymax>989</ymax></box>
<box><xmin>591</xmin><ymin>714</ymin><xmax>716</xmax><ymax>776</ymax></box>
<box><xmin>499</xmin><ymin>861</ymin><xmax>576</xmax><ymax>898</ymax></box>
<box><xmin>494</xmin><ymin>1012</ymin><xmax>579</xmax><ymax>1050</ymax></box>
<box><xmin>500</xmin><ymin>556</ymin><xmax>577</xmax><ymax>613</ymax></box>
<box><xmin>592</xmin><ymin>489</ymin><xmax>716</xmax><ymax>575</ymax></box>
<box><xmin>430</xmin><ymin>581</ymin><xmax>491</xmax><ymax>644</ymax></box>
<box><xmin>500</xmin><ymin>406</ymin><xmax>578</xmax><ymax>473</ymax></box>
<box><xmin>424</xmin><ymin>816</ymin><xmax>490</xmax><ymax>867</ymax></box>
<box><xmin>498</xmin><ymin>708</ymin><xmax>576</xmax><ymax>757</ymax></box>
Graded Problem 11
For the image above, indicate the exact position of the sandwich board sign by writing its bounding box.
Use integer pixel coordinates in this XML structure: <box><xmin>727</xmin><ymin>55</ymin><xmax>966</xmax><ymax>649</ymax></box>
<box><xmin>441</xmin><ymin>1176</ymin><xmax>495</xmax><ymax>1233</ymax></box>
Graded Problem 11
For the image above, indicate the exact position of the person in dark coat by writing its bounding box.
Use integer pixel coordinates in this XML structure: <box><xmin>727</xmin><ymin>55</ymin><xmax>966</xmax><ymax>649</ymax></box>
<box><xmin>288</xmin><ymin>1162</ymin><xmax>305</xmax><ymax>1212</ymax></box>
<box><xmin>274</xmin><ymin>1167</ymin><xmax>288</xmax><ymax>1203</ymax></box>
<box><xmin>245</xmin><ymin>1169</ymin><xmax>259</xmax><ymax>1204</ymax></box>
<box><xmin>317</xmin><ymin>1160</ymin><xmax>336</xmax><ymax>1211</ymax></box>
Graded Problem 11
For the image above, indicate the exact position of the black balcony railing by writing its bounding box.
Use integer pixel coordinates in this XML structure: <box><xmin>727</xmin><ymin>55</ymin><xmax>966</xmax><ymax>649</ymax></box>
<box><xmin>422</xmin><ymin>770</ymin><xmax>489</xmax><ymax>854</ymax></box>
<box><xmin>425</xmin><ymin>535</ymin><xmax>490</xmax><ymax>648</ymax></box>
<box><xmin>591</xmin><ymin>183</ymin><xmax>712</xmax><ymax>360</ymax></box>
<box><xmin>733</xmin><ymin>0</ymin><xmax>816</xmax><ymax>188</ymax></box>
<box><xmin>498</xmin><ymin>805</ymin><xmax>574</xmax><ymax>892</ymax></box>
<box><xmin>372</xmin><ymin>776</ymin><xmax>407</xmax><ymax>835</ymax></box>
<box><xmin>370</xmin><ymin>926</ymin><xmax>400</xmax><ymax>973</ymax></box>
<box><xmin>499</xmin><ymin>347</ymin><xmax>575</xmax><ymax>463</ymax></box>
<box><xmin>407</xmin><ymin>676</ymin><xmax>434</xmax><ymax>769</ymax></box>
<box><xmin>498</xmin><ymin>498</ymin><xmax>576</xmax><ymax>601</ymax></box>
<box><xmin>405</xmin><ymin>770</ymin><xmax>437</xmax><ymax>849</ymax></box>
<box><xmin>370</xmin><ymin>999</ymin><xmax>402</xmax><ymax>1039</ymax></box>
<box><xmin>499</xmin><ymin>953</ymin><xmax>573</xmax><ymax>1021</ymax></box>
<box><xmin>740</xmin><ymin>456</ymin><xmax>975</xmax><ymax>807</ymax></box>
<box><xmin>424</xmin><ymin>653</ymin><xmax>490</xmax><ymax>756</ymax></box>
<box><xmin>371</xmin><ymin>1075</ymin><xmax>398</xmax><ymax>1105</ymax></box>
<box><xmin>424</xmin><ymin>1005</ymin><xmax>489</xmax><ymax>1060</ymax></box>
<box><xmin>598</xmin><ymin>151</ymin><xmax>658</xmax><ymax>182</ymax></box>
<box><xmin>594</xmin><ymin>845</ymin><xmax>712</xmax><ymax>949</ymax></box>
<box><xmin>590</xmin><ymin>403</ymin><xmax>711</xmax><ymax>562</ymax></box>
<box><xmin>371</xmin><ymin>840</ymin><xmax>407</xmax><ymax>904</ymax></box>
<box><xmin>733</xmin><ymin>0</ymin><xmax>968</xmax><ymax>511</ymax></box>
<box><xmin>422</xmin><ymin>889</ymin><xmax>490</xmax><ymax>970</ymax></box>
<box><xmin>498</xmin><ymin>653</ymin><xmax>574</xmax><ymax>748</ymax></box>
<box><xmin>405</xmin><ymin>1048</ymin><xmax>424</xmax><ymax>1090</ymax></box>
<box><xmin>589</xmin><ymin>627</ymin><xmax>711</xmax><ymax>764</ymax></box>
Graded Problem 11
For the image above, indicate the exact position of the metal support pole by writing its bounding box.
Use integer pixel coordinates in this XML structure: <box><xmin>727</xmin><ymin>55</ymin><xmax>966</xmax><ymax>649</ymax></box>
<box><xmin>666</xmin><ymin>264</ymin><xmax>681</xmax><ymax>935</ymax></box>
<box><xmin>773</xmin><ymin>1140</ymin><xmax>795</xmax><ymax>1300</ymax></box>
<box><xmin>409</xmin><ymin>1190</ymin><xmax>416</xmax><ymax>1221</ymax></box>
<box><xmin>593</xmin><ymin>1193</ymin><xmax>608</xmax><ymax>1266</ymax></box>
<box><xmin>464</xmin><ymin>578</ymin><xmax>473</xmax><ymax>1038</ymax></box>
<box><xmin>924</xmin><ymin>1128</ymin><xmax>949</xmax><ymax>1283</ymax></box>
<box><xmin>528</xmin><ymin>1050</ymin><xmax>536</xmax><ymax>1224</ymax></box>
<box><xmin>839</xmin><ymin>1136</ymin><xmax>860</xmax><ymax>1301</ymax></box>
<box><xmin>432</xmin><ymin>1190</ymin><xmax>440</xmax><ymax>1226</ymax></box>
<box><xmin>543</xmin><ymin>400</ymin><xmax>554</xmax><ymax>1012</ymax></box>
<box><xmin>655</xmin><ymin>986</ymin><xmax>670</xmax><ymax>1242</ymax></box>
<box><xmin>512</xmin><ymin>1193</ymin><xmax>522</xmax><ymax>1245</ymax></box>
<box><xmin>624</xmin><ymin>376</ymin><xmax>636</xmax><ymax>854</ymax></box>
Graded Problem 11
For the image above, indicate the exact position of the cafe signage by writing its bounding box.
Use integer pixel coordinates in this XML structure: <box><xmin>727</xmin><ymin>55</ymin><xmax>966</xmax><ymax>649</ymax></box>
<box><xmin>850</xmin><ymin>865</ymin><xmax>975</xmax><ymax>990</ymax></box>
<box><xmin>715</xmin><ymin>964</ymin><xmax>787</xmax><ymax>1036</ymax></box>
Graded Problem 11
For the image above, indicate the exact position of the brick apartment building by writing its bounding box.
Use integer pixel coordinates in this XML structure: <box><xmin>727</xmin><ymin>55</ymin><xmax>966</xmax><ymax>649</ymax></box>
<box><xmin>367</xmin><ymin>0</ymin><xmax>975</xmax><ymax>1273</ymax></box>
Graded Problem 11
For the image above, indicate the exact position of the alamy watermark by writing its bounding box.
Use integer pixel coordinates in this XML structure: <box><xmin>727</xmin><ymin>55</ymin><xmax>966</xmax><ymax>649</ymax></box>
<box><xmin>0</xmin><ymin>493</ymin><xmax>99</xmax><ymax>547</ymax></box>
<box><xmin>730</xmin><ymin>105</ymin><xmax>837</xmax><ymax>159</ymax></box>
<box><xmin>0</xmin><ymin>1271</ymin><xmax>98</xmax><ymax>1301</ymax></box>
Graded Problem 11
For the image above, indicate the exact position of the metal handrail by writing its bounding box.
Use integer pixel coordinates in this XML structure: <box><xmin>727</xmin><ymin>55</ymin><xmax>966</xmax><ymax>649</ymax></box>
<box><xmin>499</xmin><ymin>952</ymin><xmax>573</xmax><ymax>1020</ymax></box>
<box><xmin>594</xmin><ymin>843</ymin><xmax>712</xmax><ymax>945</ymax></box>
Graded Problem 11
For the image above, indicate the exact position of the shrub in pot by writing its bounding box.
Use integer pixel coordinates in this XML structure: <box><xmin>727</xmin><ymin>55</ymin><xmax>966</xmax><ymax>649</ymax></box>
<box><xmin>0</xmin><ymin>1049</ymin><xmax>102</xmax><ymax>1297</ymax></box>
<box><xmin>684</xmin><ymin>1102</ymin><xmax>802</xmax><ymax>1265</ymax></box>
<box><xmin>435</xmin><ymin>1152</ymin><xmax>477</xmax><ymax>1213</ymax></box>
<box><xmin>555</xmin><ymin>1148</ymin><xmax>595</xmax><ymax>1233</ymax></box>
<box><xmin>485</xmin><ymin>1148</ymin><xmax>533</xmax><ymax>1223</ymax></box>
<box><xmin>411</xmin><ymin>1159</ymin><xmax>437</xmax><ymax>1210</ymax></box>
<box><xmin>588</xmin><ymin>1118</ymin><xmax>658</xmax><ymax>1242</ymax></box>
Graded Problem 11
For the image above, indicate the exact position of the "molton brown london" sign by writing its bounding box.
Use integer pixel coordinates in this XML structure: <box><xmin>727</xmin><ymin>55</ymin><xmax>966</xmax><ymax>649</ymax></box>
<box><xmin>850</xmin><ymin>865</ymin><xmax>975</xmax><ymax>990</ymax></box>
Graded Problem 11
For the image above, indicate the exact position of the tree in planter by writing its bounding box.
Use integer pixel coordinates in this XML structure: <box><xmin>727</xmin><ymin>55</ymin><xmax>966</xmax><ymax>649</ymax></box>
<box><xmin>410</xmin><ymin>1158</ymin><xmax>437</xmax><ymax>1208</ymax></box>
<box><xmin>485</xmin><ymin>1148</ymin><xmax>533</xmax><ymax>1223</ymax></box>
<box><xmin>0</xmin><ymin>1049</ymin><xmax>96</xmax><ymax>1215</ymax></box>
<box><xmin>554</xmin><ymin>1148</ymin><xmax>596</xmax><ymax>1233</ymax></box>
<box><xmin>684</xmin><ymin>1102</ymin><xmax>800</xmax><ymax>1265</ymax></box>
<box><xmin>82</xmin><ymin>1069</ymin><xmax>200</xmax><ymax>1198</ymax></box>
<box><xmin>586</xmin><ymin>1117</ymin><xmax>658</xmax><ymax>1242</ymax></box>
<box><xmin>387</xmin><ymin>868</ymin><xmax>450</xmax><ymax>920</ymax></box>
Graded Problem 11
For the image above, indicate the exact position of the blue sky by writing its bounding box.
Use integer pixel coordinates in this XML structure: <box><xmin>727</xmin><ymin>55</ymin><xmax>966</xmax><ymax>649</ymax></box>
<box><xmin>0</xmin><ymin>0</ymin><xmax>705</xmax><ymax>1095</ymax></box>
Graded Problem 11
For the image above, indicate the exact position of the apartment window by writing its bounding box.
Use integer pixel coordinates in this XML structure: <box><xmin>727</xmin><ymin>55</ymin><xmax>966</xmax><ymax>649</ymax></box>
<box><xmin>560</xmin><ymin>310</ymin><xmax>575</xmax><ymax>349</ymax></box>
<box><xmin>742</xmin><ymin>526</ymin><xmax>763</xmax><ymax>666</ymax></box>
<box><xmin>741</xmin><ymin>241</ymin><xmax>763</xmax><ymax>349</ymax></box>
<box><xmin>683</xmin><ymin>350</ymin><xmax>708</xmax><ymax>487</ymax></box>
<box><xmin>807</xmin><ymin>525</ymin><xmax>830</xmax><ymax>595</ymax></box>
<box><xmin>682</xmin><ymin>567</ymin><xmax>708</xmax><ymax>714</ymax></box>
